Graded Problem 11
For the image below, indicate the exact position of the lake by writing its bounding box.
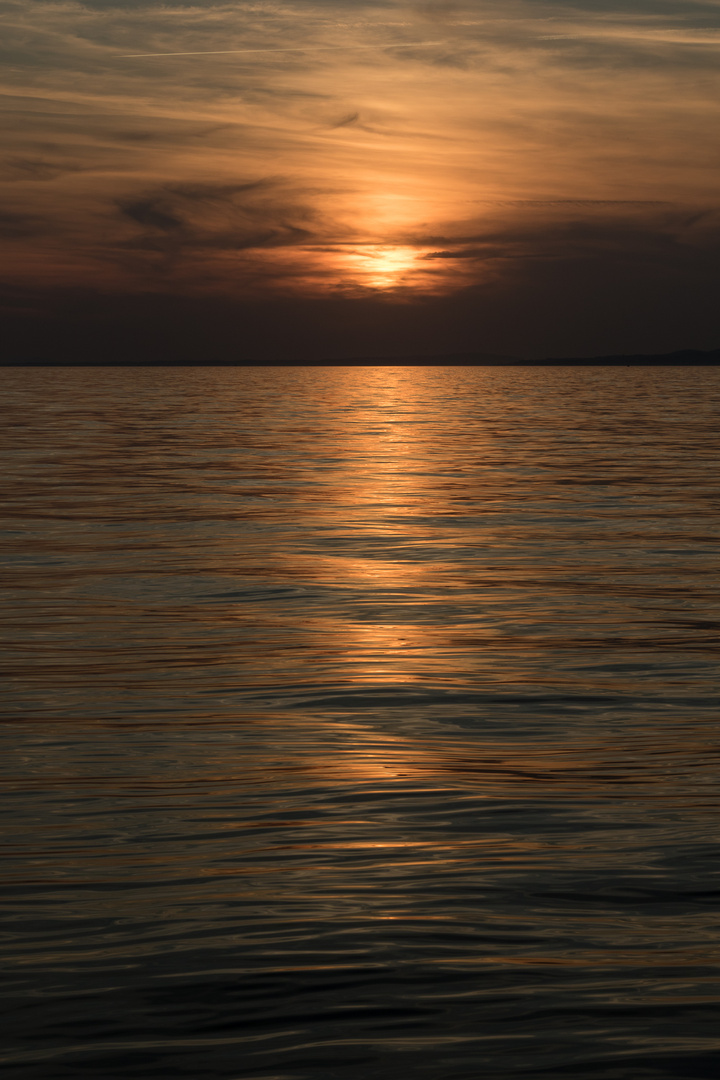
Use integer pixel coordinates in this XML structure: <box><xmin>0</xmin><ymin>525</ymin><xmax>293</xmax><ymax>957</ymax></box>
<box><xmin>2</xmin><ymin>364</ymin><xmax>720</xmax><ymax>1079</ymax></box>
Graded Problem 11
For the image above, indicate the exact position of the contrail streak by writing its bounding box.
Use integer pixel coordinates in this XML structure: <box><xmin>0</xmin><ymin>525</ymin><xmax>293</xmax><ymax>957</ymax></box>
<box><xmin>119</xmin><ymin>41</ymin><xmax>442</xmax><ymax>58</ymax></box>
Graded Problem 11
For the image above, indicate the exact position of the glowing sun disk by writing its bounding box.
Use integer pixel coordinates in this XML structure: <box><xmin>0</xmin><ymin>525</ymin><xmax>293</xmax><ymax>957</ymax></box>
<box><xmin>347</xmin><ymin>245</ymin><xmax>420</xmax><ymax>288</ymax></box>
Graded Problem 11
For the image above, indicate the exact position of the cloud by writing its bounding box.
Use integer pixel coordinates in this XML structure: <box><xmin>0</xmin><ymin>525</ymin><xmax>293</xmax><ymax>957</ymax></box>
<box><xmin>4</xmin><ymin>198</ymin><xmax>720</xmax><ymax>362</ymax></box>
<box><xmin>329</xmin><ymin>112</ymin><xmax>360</xmax><ymax>129</ymax></box>
<box><xmin>120</xmin><ymin>197</ymin><xmax>183</xmax><ymax>231</ymax></box>
<box><xmin>2</xmin><ymin>0</ymin><xmax>720</xmax><ymax>351</ymax></box>
<box><xmin>0</xmin><ymin>157</ymin><xmax>87</xmax><ymax>182</ymax></box>
<box><xmin>414</xmin><ymin>204</ymin><xmax>720</xmax><ymax>267</ymax></box>
<box><xmin>0</xmin><ymin>210</ymin><xmax>50</xmax><ymax>239</ymax></box>
<box><xmin>422</xmin><ymin>248</ymin><xmax>484</xmax><ymax>260</ymax></box>
<box><xmin>108</xmin><ymin>179</ymin><xmax>332</xmax><ymax>290</ymax></box>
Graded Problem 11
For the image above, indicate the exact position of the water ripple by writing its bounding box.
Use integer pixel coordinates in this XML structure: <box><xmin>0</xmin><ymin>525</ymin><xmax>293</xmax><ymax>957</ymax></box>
<box><xmin>1</xmin><ymin>366</ymin><xmax>720</xmax><ymax>1078</ymax></box>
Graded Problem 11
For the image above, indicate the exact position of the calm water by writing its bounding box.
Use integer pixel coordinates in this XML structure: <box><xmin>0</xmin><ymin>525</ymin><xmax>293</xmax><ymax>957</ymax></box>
<box><xmin>2</xmin><ymin>365</ymin><xmax>720</xmax><ymax>1079</ymax></box>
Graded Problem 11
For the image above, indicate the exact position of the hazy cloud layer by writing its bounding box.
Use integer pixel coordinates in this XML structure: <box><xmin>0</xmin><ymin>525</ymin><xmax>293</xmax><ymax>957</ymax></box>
<box><xmin>2</xmin><ymin>0</ymin><xmax>720</xmax><ymax>355</ymax></box>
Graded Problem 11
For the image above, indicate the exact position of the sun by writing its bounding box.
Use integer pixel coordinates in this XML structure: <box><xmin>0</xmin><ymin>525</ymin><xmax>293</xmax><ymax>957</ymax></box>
<box><xmin>366</xmin><ymin>246</ymin><xmax>419</xmax><ymax>288</ymax></box>
<box><xmin>343</xmin><ymin>244</ymin><xmax>422</xmax><ymax>289</ymax></box>
<box><xmin>303</xmin><ymin>238</ymin><xmax>471</xmax><ymax>296</ymax></box>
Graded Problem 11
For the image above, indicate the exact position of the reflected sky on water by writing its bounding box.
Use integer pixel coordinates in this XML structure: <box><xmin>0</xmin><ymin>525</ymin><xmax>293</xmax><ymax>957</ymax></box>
<box><xmin>1</xmin><ymin>366</ymin><xmax>720</xmax><ymax>1079</ymax></box>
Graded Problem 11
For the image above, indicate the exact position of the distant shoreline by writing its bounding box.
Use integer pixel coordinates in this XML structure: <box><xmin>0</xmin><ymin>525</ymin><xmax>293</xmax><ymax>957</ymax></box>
<box><xmin>3</xmin><ymin>349</ymin><xmax>720</xmax><ymax>367</ymax></box>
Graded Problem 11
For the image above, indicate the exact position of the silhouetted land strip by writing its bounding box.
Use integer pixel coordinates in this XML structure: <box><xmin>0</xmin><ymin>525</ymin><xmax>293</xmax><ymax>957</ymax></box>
<box><xmin>3</xmin><ymin>348</ymin><xmax>720</xmax><ymax>366</ymax></box>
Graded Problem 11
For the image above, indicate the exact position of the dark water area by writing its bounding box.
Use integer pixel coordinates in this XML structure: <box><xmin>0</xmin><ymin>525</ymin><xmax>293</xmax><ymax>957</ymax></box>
<box><xmin>1</xmin><ymin>365</ymin><xmax>720</xmax><ymax>1080</ymax></box>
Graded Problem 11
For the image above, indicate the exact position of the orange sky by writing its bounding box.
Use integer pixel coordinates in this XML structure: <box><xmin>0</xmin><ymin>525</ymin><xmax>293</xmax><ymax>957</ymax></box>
<box><xmin>3</xmin><ymin>0</ymin><xmax>720</xmax><ymax>356</ymax></box>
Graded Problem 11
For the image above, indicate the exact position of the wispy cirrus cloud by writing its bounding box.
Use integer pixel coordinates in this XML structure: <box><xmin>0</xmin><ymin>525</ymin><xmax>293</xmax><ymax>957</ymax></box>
<box><xmin>2</xmin><ymin>0</ymin><xmax>720</xmax><ymax>353</ymax></box>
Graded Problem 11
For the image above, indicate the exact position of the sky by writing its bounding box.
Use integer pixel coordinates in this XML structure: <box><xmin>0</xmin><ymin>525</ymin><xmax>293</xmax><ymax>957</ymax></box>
<box><xmin>2</xmin><ymin>0</ymin><xmax>720</xmax><ymax>360</ymax></box>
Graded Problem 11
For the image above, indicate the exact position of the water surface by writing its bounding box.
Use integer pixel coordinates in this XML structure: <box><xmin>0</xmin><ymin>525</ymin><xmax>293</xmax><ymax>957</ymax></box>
<box><xmin>2</xmin><ymin>365</ymin><xmax>720</xmax><ymax>1078</ymax></box>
